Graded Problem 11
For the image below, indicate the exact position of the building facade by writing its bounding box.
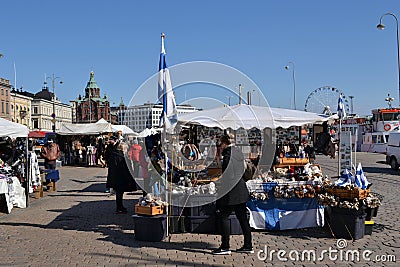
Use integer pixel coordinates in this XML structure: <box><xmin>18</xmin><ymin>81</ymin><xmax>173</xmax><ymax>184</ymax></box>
<box><xmin>72</xmin><ymin>71</ymin><xmax>116</xmax><ymax>124</ymax></box>
<box><xmin>17</xmin><ymin>86</ymin><xmax>72</xmax><ymax>131</ymax></box>
<box><xmin>10</xmin><ymin>90</ymin><xmax>32</xmax><ymax>128</ymax></box>
<box><xmin>0</xmin><ymin>78</ymin><xmax>11</xmax><ymax>120</ymax></box>
<box><xmin>121</xmin><ymin>103</ymin><xmax>199</xmax><ymax>132</ymax></box>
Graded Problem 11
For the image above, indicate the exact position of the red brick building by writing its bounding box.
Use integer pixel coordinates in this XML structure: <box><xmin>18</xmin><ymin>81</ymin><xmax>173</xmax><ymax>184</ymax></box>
<box><xmin>72</xmin><ymin>71</ymin><xmax>117</xmax><ymax>124</ymax></box>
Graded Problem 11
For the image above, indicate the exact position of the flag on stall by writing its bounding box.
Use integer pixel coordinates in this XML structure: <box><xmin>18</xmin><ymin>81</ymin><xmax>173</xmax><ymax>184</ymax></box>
<box><xmin>336</xmin><ymin>168</ymin><xmax>353</xmax><ymax>187</ymax></box>
<box><xmin>355</xmin><ymin>163</ymin><xmax>371</xmax><ymax>189</ymax></box>
<box><xmin>158</xmin><ymin>33</ymin><xmax>178</xmax><ymax>131</ymax></box>
<box><xmin>337</xmin><ymin>94</ymin><xmax>346</xmax><ymax>119</ymax></box>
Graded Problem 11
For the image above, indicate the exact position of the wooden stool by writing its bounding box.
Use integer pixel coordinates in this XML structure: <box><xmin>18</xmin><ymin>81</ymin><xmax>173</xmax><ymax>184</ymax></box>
<box><xmin>34</xmin><ymin>185</ymin><xmax>44</xmax><ymax>198</ymax></box>
<box><xmin>47</xmin><ymin>181</ymin><xmax>56</xmax><ymax>192</ymax></box>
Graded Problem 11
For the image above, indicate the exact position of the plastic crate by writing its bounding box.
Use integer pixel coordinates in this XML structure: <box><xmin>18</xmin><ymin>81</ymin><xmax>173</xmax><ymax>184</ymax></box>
<box><xmin>187</xmin><ymin>216</ymin><xmax>217</xmax><ymax>234</ymax></box>
<box><xmin>364</xmin><ymin>220</ymin><xmax>374</xmax><ymax>235</ymax></box>
<box><xmin>168</xmin><ymin>216</ymin><xmax>186</xmax><ymax>234</ymax></box>
<box><xmin>330</xmin><ymin>207</ymin><xmax>366</xmax><ymax>240</ymax></box>
<box><xmin>132</xmin><ymin>215</ymin><xmax>166</xmax><ymax>241</ymax></box>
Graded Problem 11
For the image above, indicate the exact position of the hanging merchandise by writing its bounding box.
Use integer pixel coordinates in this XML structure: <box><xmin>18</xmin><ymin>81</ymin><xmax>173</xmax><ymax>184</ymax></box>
<box><xmin>28</xmin><ymin>151</ymin><xmax>41</xmax><ymax>193</ymax></box>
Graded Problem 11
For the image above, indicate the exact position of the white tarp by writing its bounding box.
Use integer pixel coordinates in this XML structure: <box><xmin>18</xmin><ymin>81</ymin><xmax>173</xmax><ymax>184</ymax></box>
<box><xmin>0</xmin><ymin>118</ymin><xmax>29</xmax><ymax>138</ymax></box>
<box><xmin>178</xmin><ymin>104</ymin><xmax>329</xmax><ymax>130</ymax></box>
<box><xmin>95</xmin><ymin>119</ymin><xmax>138</xmax><ymax>135</ymax></box>
<box><xmin>112</xmin><ymin>125</ymin><xmax>138</xmax><ymax>136</ymax></box>
<box><xmin>58</xmin><ymin>122</ymin><xmax>113</xmax><ymax>135</ymax></box>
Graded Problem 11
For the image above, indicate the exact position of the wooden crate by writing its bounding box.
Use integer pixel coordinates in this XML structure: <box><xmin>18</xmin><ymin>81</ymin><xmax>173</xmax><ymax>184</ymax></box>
<box><xmin>279</xmin><ymin>157</ymin><xmax>309</xmax><ymax>165</ymax></box>
<box><xmin>207</xmin><ymin>167</ymin><xmax>222</xmax><ymax>177</ymax></box>
<box><xmin>135</xmin><ymin>204</ymin><xmax>165</xmax><ymax>216</ymax></box>
<box><xmin>326</xmin><ymin>187</ymin><xmax>370</xmax><ymax>200</ymax></box>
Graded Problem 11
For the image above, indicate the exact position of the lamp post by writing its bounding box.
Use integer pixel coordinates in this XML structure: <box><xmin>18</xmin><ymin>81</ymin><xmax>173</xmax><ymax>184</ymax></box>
<box><xmin>377</xmin><ymin>13</ymin><xmax>400</xmax><ymax>106</ymax></box>
<box><xmin>226</xmin><ymin>95</ymin><xmax>233</xmax><ymax>106</ymax></box>
<box><xmin>44</xmin><ymin>74</ymin><xmax>63</xmax><ymax>132</ymax></box>
<box><xmin>285</xmin><ymin>61</ymin><xmax>297</xmax><ymax>110</ymax></box>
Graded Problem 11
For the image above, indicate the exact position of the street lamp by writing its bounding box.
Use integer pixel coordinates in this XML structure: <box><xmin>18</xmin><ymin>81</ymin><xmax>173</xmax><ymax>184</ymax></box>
<box><xmin>285</xmin><ymin>61</ymin><xmax>297</xmax><ymax>110</ymax></box>
<box><xmin>44</xmin><ymin>74</ymin><xmax>63</xmax><ymax>132</ymax></box>
<box><xmin>377</xmin><ymin>13</ymin><xmax>400</xmax><ymax>107</ymax></box>
<box><xmin>226</xmin><ymin>95</ymin><xmax>233</xmax><ymax>106</ymax></box>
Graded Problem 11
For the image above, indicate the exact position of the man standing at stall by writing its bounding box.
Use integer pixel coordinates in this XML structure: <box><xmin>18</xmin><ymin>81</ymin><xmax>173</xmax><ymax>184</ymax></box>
<box><xmin>212</xmin><ymin>134</ymin><xmax>253</xmax><ymax>255</ymax></box>
<box><xmin>40</xmin><ymin>139</ymin><xmax>60</xmax><ymax>170</ymax></box>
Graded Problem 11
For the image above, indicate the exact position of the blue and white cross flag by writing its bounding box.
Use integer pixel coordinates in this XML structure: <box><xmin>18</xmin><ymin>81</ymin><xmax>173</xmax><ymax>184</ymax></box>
<box><xmin>158</xmin><ymin>33</ymin><xmax>178</xmax><ymax>132</ymax></box>
<box><xmin>336</xmin><ymin>168</ymin><xmax>353</xmax><ymax>187</ymax></box>
<box><xmin>355</xmin><ymin>163</ymin><xmax>371</xmax><ymax>189</ymax></box>
<box><xmin>337</xmin><ymin>94</ymin><xmax>346</xmax><ymax>119</ymax></box>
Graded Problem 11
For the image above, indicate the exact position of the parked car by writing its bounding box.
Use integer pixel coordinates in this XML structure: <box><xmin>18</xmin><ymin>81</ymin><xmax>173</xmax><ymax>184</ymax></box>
<box><xmin>386</xmin><ymin>130</ymin><xmax>400</xmax><ymax>169</ymax></box>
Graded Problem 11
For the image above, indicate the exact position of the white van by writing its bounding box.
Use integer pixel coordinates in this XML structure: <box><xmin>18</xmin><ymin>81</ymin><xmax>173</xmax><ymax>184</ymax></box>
<box><xmin>386</xmin><ymin>130</ymin><xmax>400</xmax><ymax>169</ymax></box>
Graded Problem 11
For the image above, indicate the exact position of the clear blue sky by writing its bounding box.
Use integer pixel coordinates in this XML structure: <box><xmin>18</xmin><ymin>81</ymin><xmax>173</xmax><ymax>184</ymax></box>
<box><xmin>1</xmin><ymin>1</ymin><xmax>400</xmax><ymax>115</ymax></box>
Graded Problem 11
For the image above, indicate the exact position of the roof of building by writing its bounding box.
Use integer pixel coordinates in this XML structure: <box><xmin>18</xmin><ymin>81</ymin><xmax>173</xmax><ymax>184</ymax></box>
<box><xmin>85</xmin><ymin>71</ymin><xmax>99</xmax><ymax>89</ymax></box>
<box><xmin>34</xmin><ymin>87</ymin><xmax>55</xmax><ymax>101</ymax></box>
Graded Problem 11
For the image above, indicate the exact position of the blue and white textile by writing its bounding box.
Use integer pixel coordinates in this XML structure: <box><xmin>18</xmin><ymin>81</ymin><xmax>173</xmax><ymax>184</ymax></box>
<box><xmin>158</xmin><ymin>34</ymin><xmax>178</xmax><ymax>132</ymax></box>
<box><xmin>337</xmin><ymin>94</ymin><xmax>347</xmax><ymax>119</ymax></box>
<box><xmin>355</xmin><ymin>163</ymin><xmax>370</xmax><ymax>190</ymax></box>
<box><xmin>247</xmin><ymin>195</ymin><xmax>324</xmax><ymax>230</ymax></box>
<box><xmin>336</xmin><ymin>168</ymin><xmax>354</xmax><ymax>187</ymax></box>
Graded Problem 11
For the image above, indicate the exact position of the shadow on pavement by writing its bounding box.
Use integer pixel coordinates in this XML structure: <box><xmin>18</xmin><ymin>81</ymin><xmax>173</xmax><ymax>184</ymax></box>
<box><xmin>0</xmin><ymin>182</ymin><xmax>218</xmax><ymax>265</ymax></box>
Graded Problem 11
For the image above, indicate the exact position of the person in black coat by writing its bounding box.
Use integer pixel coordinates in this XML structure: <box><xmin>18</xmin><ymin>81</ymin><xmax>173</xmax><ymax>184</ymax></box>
<box><xmin>106</xmin><ymin>137</ymin><xmax>137</xmax><ymax>214</ymax></box>
<box><xmin>212</xmin><ymin>134</ymin><xmax>253</xmax><ymax>255</ymax></box>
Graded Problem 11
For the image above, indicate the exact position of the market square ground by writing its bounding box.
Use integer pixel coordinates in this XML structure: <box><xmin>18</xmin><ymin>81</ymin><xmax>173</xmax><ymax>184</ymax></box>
<box><xmin>0</xmin><ymin>152</ymin><xmax>399</xmax><ymax>266</ymax></box>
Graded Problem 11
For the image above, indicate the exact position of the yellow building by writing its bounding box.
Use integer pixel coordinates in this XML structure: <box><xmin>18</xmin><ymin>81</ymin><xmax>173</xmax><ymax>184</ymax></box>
<box><xmin>0</xmin><ymin>78</ymin><xmax>11</xmax><ymax>120</ymax></box>
<box><xmin>10</xmin><ymin>89</ymin><xmax>32</xmax><ymax>128</ymax></box>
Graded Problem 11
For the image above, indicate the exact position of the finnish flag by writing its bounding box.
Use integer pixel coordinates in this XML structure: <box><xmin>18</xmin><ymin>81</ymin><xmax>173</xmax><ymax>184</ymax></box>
<box><xmin>158</xmin><ymin>33</ymin><xmax>178</xmax><ymax>131</ymax></box>
<box><xmin>336</xmin><ymin>169</ymin><xmax>353</xmax><ymax>187</ymax></box>
<box><xmin>337</xmin><ymin>94</ymin><xmax>346</xmax><ymax>119</ymax></box>
<box><xmin>355</xmin><ymin>163</ymin><xmax>371</xmax><ymax>189</ymax></box>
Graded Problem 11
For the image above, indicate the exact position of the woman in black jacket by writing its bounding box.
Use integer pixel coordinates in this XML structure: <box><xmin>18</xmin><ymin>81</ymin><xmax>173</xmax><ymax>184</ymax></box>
<box><xmin>106</xmin><ymin>138</ymin><xmax>137</xmax><ymax>213</ymax></box>
<box><xmin>212</xmin><ymin>135</ymin><xmax>253</xmax><ymax>255</ymax></box>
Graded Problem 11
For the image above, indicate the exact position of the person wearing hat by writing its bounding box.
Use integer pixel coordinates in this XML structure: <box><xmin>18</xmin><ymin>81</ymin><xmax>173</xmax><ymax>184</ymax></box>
<box><xmin>40</xmin><ymin>138</ymin><xmax>60</xmax><ymax>170</ymax></box>
<box><xmin>212</xmin><ymin>134</ymin><xmax>253</xmax><ymax>255</ymax></box>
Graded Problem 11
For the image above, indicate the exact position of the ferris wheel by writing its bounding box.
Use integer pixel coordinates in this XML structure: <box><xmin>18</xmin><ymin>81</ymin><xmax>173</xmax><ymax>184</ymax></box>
<box><xmin>304</xmin><ymin>85</ymin><xmax>350</xmax><ymax>115</ymax></box>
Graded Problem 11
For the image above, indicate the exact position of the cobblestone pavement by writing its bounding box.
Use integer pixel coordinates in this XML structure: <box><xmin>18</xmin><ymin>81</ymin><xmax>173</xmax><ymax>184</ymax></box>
<box><xmin>0</xmin><ymin>153</ymin><xmax>399</xmax><ymax>266</ymax></box>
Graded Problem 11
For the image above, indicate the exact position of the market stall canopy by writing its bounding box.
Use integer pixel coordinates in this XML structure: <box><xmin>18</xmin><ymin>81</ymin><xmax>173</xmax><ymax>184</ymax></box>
<box><xmin>0</xmin><ymin>118</ymin><xmax>29</xmax><ymax>138</ymax></box>
<box><xmin>58</xmin><ymin>122</ymin><xmax>113</xmax><ymax>135</ymax></box>
<box><xmin>178</xmin><ymin>104</ymin><xmax>329</xmax><ymax>130</ymax></box>
<box><xmin>112</xmin><ymin>125</ymin><xmax>138</xmax><ymax>136</ymax></box>
<box><xmin>28</xmin><ymin>130</ymin><xmax>48</xmax><ymax>138</ymax></box>
<box><xmin>95</xmin><ymin>118</ymin><xmax>138</xmax><ymax>135</ymax></box>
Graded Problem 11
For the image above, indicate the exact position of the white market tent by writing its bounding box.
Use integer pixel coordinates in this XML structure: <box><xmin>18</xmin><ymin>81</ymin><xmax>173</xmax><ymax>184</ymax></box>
<box><xmin>58</xmin><ymin>122</ymin><xmax>113</xmax><ymax>135</ymax></box>
<box><xmin>0</xmin><ymin>118</ymin><xmax>29</xmax><ymax>138</ymax></box>
<box><xmin>95</xmin><ymin>119</ymin><xmax>138</xmax><ymax>135</ymax></box>
<box><xmin>178</xmin><ymin>104</ymin><xmax>330</xmax><ymax>130</ymax></box>
<box><xmin>112</xmin><ymin>125</ymin><xmax>138</xmax><ymax>136</ymax></box>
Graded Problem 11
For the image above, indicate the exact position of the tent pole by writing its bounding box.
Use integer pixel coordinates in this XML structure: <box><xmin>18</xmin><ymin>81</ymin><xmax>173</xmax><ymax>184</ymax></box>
<box><xmin>25</xmin><ymin>137</ymin><xmax>29</xmax><ymax>207</ymax></box>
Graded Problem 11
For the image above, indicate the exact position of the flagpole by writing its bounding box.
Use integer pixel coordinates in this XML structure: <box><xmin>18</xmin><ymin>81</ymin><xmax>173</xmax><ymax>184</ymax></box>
<box><xmin>338</xmin><ymin>118</ymin><xmax>341</xmax><ymax>177</ymax></box>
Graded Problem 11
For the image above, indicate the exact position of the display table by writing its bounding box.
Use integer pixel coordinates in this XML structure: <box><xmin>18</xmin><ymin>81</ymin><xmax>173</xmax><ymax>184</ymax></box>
<box><xmin>246</xmin><ymin>196</ymin><xmax>324</xmax><ymax>230</ymax></box>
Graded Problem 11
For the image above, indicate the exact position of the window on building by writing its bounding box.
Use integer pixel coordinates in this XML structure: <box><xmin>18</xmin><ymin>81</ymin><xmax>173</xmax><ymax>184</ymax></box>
<box><xmin>6</xmin><ymin>102</ymin><xmax>9</xmax><ymax>114</ymax></box>
<box><xmin>5</xmin><ymin>90</ymin><xmax>8</xmax><ymax>96</ymax></box>
<box><xmin>1</xmin><ymin>89</ymin><xmax>3</xmax><ymax>95</ymax></box>
<box><xmin>1</xmin><ymin>102</ymin><xmax>4</xmax><ymax>113</ymax></box>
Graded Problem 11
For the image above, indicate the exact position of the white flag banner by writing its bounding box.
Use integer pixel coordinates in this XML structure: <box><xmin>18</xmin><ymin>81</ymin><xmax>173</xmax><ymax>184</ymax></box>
<box><xmin>158</xmin><ymin>34</ymin><xmax>178</xmax><ymax>132</ymax></box>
